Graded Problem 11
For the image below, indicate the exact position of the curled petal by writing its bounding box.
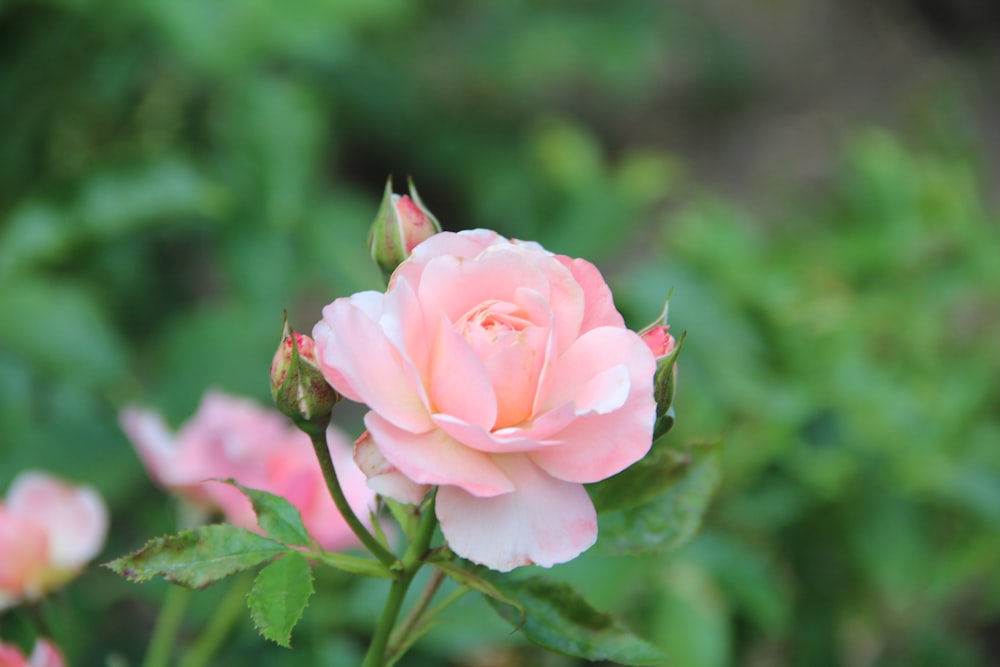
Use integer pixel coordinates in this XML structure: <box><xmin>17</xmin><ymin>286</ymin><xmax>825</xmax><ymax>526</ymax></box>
<box><xmin>314</xmin><ymin>294</ymin><xmax>432</xmax><ymax>433</ymax></box>
<box><xmin>365</xmin><ymin>413</ymin><xmax>514</xmax><ymax>498</ymax></box>
<box><xmin>354</xmin><ymin>431</ymin><xmax>430</xmax><ymax>505</ymax></box>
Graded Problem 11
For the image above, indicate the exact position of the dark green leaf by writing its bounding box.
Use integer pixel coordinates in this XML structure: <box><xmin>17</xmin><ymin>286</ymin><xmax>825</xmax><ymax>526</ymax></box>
<box><xmin>248</xmin><ymin>551</ymin><xmax>315</xmax><ymax>648</ymax></box>
<box><xmin>598</xmin><ymin>438</ymin><xmax>723</xmax><ymax>554</ymax></box>
<box><xmin>591</xmin><ymin>436</ymin><xmax>722</xmax><ymax>514</ymax></box>
<box><xmin>433</xmin><ymin>558</ymin><xmax>525</xmax><ymax>627</ymax></box>
<box><xmin>484</xmin><ymin>575</ymin><xmax>667</xmax><ymax>665</ymax></box>
<box><xmin>220</xmin><ymin>479</ymin><xmax>312</xmax><ymax>547</ymax></box>
<box><xmin>105</xmin><ymin>525</ymin><xmax>287</xmax><ymax>589</ymax></box>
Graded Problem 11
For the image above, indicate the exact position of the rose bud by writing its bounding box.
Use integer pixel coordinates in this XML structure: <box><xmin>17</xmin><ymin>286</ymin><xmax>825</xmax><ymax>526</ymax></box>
<box><xmin>271</xmin><ymin>315</ymin><xmax>341</xmax><ymax>435</ymax></box>
<box><xmin>639</xmin><ymin>298</ymin><xmax>685</xmax><ymax>438</ymax></box>
<box><xmin>367</xmin><ymin>177</ymin><xmax>441</xmax><ymax>276</ymax></box>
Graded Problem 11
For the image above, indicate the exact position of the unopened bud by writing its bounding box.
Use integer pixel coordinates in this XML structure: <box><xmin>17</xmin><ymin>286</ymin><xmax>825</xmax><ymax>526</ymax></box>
<box><xmin>271</xmin><ymin>315</ymin><xmax>341</xmax><ymax>435</ymax></box>
<box><xmin>639</xmin><ymin>295</ymin><xmax>685</xmax><ymax>439</ymax></box>
<box><xmin>368</xmin><ymin>177</ymin><xmax>441</xmax><ymax>276</ymax></box>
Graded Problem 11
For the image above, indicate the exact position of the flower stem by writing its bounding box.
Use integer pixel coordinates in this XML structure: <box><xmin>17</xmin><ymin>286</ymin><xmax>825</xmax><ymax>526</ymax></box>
<box><xmin>308</xmin><ymin>430</ymin><xmax>396</xmax><ymax>568</ymax></box>
<box><xmin>142</xmin><ymin>584</ymin><xmax>190</xmax><ymax>667</ymax></box>
<box><xmin>388</xmin><ymin>569</ymin><xmax>445</xmax><ymax>656</ymax></box>
<box><xmin>362</xmin><ymin>575</ymin><xmax>414</xmax><ymax>667</ymax></box>
<box><xmin>361</xmin><ymin>492</ymin><xmax>438</xmax><ymax>667</ymax></box>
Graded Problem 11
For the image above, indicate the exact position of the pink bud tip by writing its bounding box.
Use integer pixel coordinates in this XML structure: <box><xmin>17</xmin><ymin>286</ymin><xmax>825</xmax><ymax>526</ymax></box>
<box><xmin>641</xmin><ymin>325</ymin><xmax>675</xmax><ymax>359</ymax></box>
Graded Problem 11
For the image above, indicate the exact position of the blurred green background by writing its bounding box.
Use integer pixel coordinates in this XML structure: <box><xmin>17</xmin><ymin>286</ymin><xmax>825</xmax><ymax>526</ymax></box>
<box><xmin>1</xmin><ymin>0</ymin><xmax>999</xmax><ymax>665</ymax></box>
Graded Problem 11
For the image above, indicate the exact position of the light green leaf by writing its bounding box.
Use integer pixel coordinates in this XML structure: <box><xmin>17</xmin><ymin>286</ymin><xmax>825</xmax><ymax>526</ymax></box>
<box><xmin>248</xmin><ymin>551</ymin><xmax>315</xmax><ymax>648</ymax></box>
<box><xmin>220</xmin><ymin>479</ymin><xmax>312</xmax><ymax>547</ymax></box>
<box><xmin>105</xmin><ymin>525</ymin><xmax>287</xmax><ymax>589</ymax></box>
<box><xmin>485</xmin><ymin>575</ymin><xmax>667</xmax><ymax>665</ymax></box>
<box><xmin>598</xmin><ymin>438</ymin><xmax>723</xmax><ymax>554</ymax></box>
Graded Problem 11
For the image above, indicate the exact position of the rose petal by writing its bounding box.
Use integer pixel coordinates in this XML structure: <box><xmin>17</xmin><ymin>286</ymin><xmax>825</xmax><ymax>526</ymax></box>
<box><xmin>556</xmin><ymin>255</ymin><xmax>625</xmax><ymax>333</ymax></box>
<box><xmin>118</xmin><ymin>408</ymin><xmax>178</xmax><ymax>488</ymax></box>
<box><xmin>542</xmin><ymin>326</ymin><xmax>653</xmax><ymax>413</ymax></box>
<box><xmin>429</xmin><ymin>314</ymin><xmax>498</xmax><ymax>430</ymax></box>
<box><xmin>314</xmin><ymin>294</ymin><xmax>433</xmax><ymax>433</ymax></box>
<box><xmin>436</xmin><ymin>454</ymin><xmax>597</xmax><ymax>571</ymax></box>
<box><xmin>433</xmin><ymin>414</ymin><xmax>562</xmax><ymax>454</ymax></box>
<box><xmin>354</xmin><ymin>431</ymin><xmax>430</xmax><ymax>505</ymax></box>
<box><xmin>417</xmin><ymin>247</ymin><xmax>551</xmax><ymax>328</ymax></box>
<box><xmin>530</xmin><ymin>391</ymin><xmax>655</xmax><ymax>484</ymax></box>
<box><xmin>530</xmin><ymin>327</ymin><xmax>656</xmax><ymax>483</ymax></box>
<box><xmin>0</xmin><ymin>506</ymin><xmax>48</xmax><ymax>602</ymax></box>
<box><xmin>380</xmin><ymin>275</ymin><xmax>432</xmax><ymax>379</ymax></box>
<box><xmin>364</xmin><ymin>413</ymin><xmax>514</xmax><ymax>498</ymax></box>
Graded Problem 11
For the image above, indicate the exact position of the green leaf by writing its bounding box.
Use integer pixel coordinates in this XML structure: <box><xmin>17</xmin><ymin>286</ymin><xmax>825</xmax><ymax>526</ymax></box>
<box><xmin>484</xmin><ymin>575</ymin><xmax>667</xmax><ymax>665</ymax></box>
<box><xmin>105</xmin><ymin>525</ymin><xmax>287</xmax><ymax>589</ymax></box>
<box><xmin>432</xmin><ymin>558</ymin><xmax>525</xmax><ymax>627</ymax></box>
<box><xmin>598</xmin><ymin>438</ymin><xmax>723</xmax><ymax>554</ymax></box>
<box><xmin>220</xmin><ymin>479</ymin><xmax>312</xmax><ymax>547</ymax></box>
<box><xmin>590</xmin><ymin>436</ymin><xmax>717</xmax><ymax>514</ymax></box>
<box><xmin>248</xmin><ymin>551</ymin><xmax>315</xmax><ymax>648</ymax></box>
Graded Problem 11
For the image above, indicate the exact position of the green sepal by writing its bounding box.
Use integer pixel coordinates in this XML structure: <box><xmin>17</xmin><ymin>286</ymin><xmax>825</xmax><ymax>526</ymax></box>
<box><xmin>105</xmin><ymin>524</ymin><xmax>287</xmax><ymax>589</ymax></box>
<box><xmin>247</xmin><ymin>551</ymin><xmax>315</xmax><ymax>648</ymax></box>
<box><xmin>314</xmin><ymin>551</ymin><xmax>395</xmax><ymax>579</ymax></box>
<box><xmin>652</xmin><ymin>331</ymin><xmax>686</xmax><ymax>439</ymax></box>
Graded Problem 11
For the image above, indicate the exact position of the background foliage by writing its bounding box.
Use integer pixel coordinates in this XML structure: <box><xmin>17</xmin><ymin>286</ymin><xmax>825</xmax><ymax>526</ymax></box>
<box><xmin>1</xmin><ymin>0</ymin><xmax>999</xmax><ymax>665</ymax></box>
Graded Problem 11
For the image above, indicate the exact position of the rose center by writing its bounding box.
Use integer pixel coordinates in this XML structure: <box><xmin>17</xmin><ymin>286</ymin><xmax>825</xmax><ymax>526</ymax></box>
<box><xmin>454</xmin><ymin>300</ymin><xmax>547</xmax><ymax>429</ymax></box>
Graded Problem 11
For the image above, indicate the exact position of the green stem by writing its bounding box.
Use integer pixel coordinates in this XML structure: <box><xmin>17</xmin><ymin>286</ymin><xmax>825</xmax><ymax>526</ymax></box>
<box><xmin>388</xmin><ymin>569</ymin><xmax>445</xmax><ymax>655</ymax></box>
<box><xmin>177</xmin><ymin>574</ymin><xmax>252</xmax><ymax>667</ymax></box>
<box><xmin>142</xmin><ymin>584</ymin><xmax>190</xmax><ymax>667</ymax></box>
<box><xmin>362</xmin><ymin>576</ymin><xmax>414</xmax><ymax>667</ymax></box>
<box><xmin>361</xmin><ymin>492</ymin><xmax>439</xmax><ymax>667</ymax></box>
<box><xmin>308</xmin><ymin>431</ymin><xmax>397</xmax><ymax>568</ymax></box>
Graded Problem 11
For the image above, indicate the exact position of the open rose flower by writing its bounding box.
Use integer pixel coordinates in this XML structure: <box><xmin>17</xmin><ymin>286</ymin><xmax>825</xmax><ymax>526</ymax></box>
<box><xmin>0</xmin><ymin>472</ymin><xmax>108</xmax><ymax>610</ymax></box>
<box><xmin>313</xmin><ymin>229</ymin><xmax>656</xmax><ymax>571</ymax></box>
<box><xmin>120</xmin><ymin>391</ymin><xmax>374</xmax><ymax>550</ymax></box>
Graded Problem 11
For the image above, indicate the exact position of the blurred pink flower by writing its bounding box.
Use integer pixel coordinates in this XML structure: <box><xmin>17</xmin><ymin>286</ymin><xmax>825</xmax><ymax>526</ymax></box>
<box><xmin>120</xmin><ymin>391</ymin><xmax>374</xmax><ymax>550</ymax></box>
<box><xmin>0</xmin><ymin>473</ymin><xmax>108</xmax><ymax>610</ymax></box>
<box><xmin>0</xmin><ymin>638</ymin><xmax>65</xmax><ymax>667</ymax></box>
<box><xmin>313</xmin><ymin>230</ymin><xmax>656</xmax><ymax>571</ymax></box>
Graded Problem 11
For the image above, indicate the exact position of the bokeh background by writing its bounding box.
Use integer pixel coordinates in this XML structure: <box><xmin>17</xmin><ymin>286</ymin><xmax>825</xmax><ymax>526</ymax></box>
<box><xmin>1</xmin><ymin>0</ymin><xmax>999</xmax><ymax>665</ymax></box>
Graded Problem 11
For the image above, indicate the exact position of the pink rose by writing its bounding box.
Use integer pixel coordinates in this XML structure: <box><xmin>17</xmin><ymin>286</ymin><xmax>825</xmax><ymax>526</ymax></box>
<box><xmin>0</xmin><ymin>473</ymin><xmax>108</xmax><ymax>610</ymax></box>
<box><xmin>313</xmin><ymin>230</ymin><xmax>656</xmax><ymax>571</ymax></box>
<box><xmin>120</xmin><ymin>391</ymin><xmax>374</xmax><ymax>550</ymax></box>
<box><xmin>0</xmin><ymin>639</ymin><xmax>65</xmax><ymax>667</ymax></box>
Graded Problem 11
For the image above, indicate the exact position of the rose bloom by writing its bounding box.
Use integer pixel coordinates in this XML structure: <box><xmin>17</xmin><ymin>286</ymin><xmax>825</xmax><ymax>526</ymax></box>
<box><xmin>313</xmin><ymin>230</ymin><xmax>656</xmax><ymax>571</ymax></box>
<box><xmin>120</xmin><ymin>391</ymin><xmax>374</xmax><ymax>550</ymax></box>
<box><xmin>0</xmin><ymin>473</ymin><xmax>108</xmax><ymax>610</ymax></box>
<box><xmin>0</xmin><ymin>639</ymin><xmax>65</xmax><ymax>667</ymax></box>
